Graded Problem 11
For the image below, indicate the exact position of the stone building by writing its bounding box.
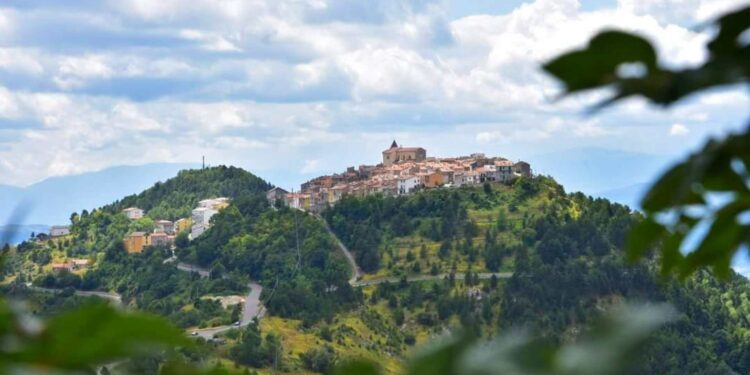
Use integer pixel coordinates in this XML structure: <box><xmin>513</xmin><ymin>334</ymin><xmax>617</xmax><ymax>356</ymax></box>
<box><xmin>382</xmin><ymin>141</ymin><xmax>426</xmax><ymax>166</ymax></box>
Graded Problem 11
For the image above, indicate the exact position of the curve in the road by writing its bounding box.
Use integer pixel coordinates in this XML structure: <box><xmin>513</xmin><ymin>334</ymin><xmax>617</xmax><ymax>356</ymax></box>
<box><xmin>313</xmin><ymin>213</ymin><xmax>362</xmax><ymax>285</ymax></box>
<box><xmin>174</xmin><ymin>262</ymin><xmax>264</xmax><ymax>339</ymax></box>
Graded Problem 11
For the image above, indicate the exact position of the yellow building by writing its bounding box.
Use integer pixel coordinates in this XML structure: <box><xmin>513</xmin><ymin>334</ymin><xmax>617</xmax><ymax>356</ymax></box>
<box><xmin>175</xmin><ymin>218</ymin><xmax>192</xmax><ymax>233</ymax></box>
<box><xmin>124</xmin><ymin>231</ymin><xmax>148</xmax><ymax>253</ymax></box>
<box><xmin>424</xmin><ymin>172</ymin><xmax>444</xmax><ymax>188</ymax></box>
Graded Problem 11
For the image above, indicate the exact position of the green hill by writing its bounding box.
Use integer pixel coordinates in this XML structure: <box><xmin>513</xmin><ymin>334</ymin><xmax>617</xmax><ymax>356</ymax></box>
<box><xmin>107</xmin><ymin>165</ymin><xmax>271</xmax><ymax>220</ymax></box>
<box><xmin>325</xmin><ymin>177</ymin><xmax>750</xmax><ymax>375</ymax></box>
<box><xmin>4</xmin><ymin>169</ymin><xmax>749</xmax><ymax>374</ymax></box>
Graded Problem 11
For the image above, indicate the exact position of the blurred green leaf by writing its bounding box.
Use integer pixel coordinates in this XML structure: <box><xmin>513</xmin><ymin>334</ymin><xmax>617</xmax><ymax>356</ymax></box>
<box><xmin>681</xmin><ymin>200</ymin><xmax>749</xmax><ymax>278</ymax></box>
<box><xmin>625</xmin><ymin>217</ymin><xmax>665</xmax><ymax>262</ymax></box>
<box><xmin>7</xmin><ymin>302</ymin><xmax>189</xmax><ymax>370</ymax></box>
<box><xmin>545</xmin><ymin>4</ymin><xmax>750</xmax><ymax>278</ymax></box>
<box><xmin>407</xmin><ymin>333</ymin><xmax>475</xmax><ymax>375</ymax></box>
<box><xmin>543</xmin><ymin>31</ymin><xmax>657</xmax><ymax>94</ymax></box>
<box><xmin>334</xmin><ymin>360</ymin><xmax>381</xmax><ymax>375</ymax></box>
<box><xmin>708</xmin><ymin>6</ymin><xmax>750</xmax><ymax>56</ymax></box>
<box><xmin>640</xmin><ymin>162</ymin><xmax>702</xmax><ymax>212</ymax></box>
<box><xmin>557</xmin><ymin>304</ymin><xmax>675</xmax><ymax>375</ymax></box>
<box><xmin>335</xmin><ymin>304</ymin><xmax>672</xmax><ymax>375</ymax></box>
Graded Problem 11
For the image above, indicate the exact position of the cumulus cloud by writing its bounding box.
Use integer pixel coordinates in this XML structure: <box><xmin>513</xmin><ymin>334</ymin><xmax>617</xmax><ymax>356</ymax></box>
<box><xmin>301</xmin><ymin>159</ymin><xmax>323</xmax><ymax>173</ymax></box>
<box><xmin>0</xmin><ymin>0</ymin><xmax>748</xmax><ymax>186</ymax></box>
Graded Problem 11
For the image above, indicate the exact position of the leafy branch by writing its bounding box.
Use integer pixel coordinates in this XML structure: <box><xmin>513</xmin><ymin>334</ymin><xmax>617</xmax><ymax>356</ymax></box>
<box><xmin>544</xmin><ymin>6</ymin><xmax>750</xmax><ymax>278</ymax></box>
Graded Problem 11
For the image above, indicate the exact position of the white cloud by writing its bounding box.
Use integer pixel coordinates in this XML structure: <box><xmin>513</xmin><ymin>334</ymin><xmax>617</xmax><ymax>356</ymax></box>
<box><xmin>670</xmin><ymin>123</ymin><xmax>689</xmax><ymax>136</ymax></box>
<box><xmin>54</xmin><ymin>55</ymin><xmax>113</xmax><ymax>89</ymax></box>
<box><xmin>574</xmin><ymin>120</ymin><xmax>609</xmax><ymax>137</ymax></box>
<box><xmin>618</xmin><ymin>0</ymin><xmax>750</xmax><ymax>25</ymax></box>
<box><xmin>301</xmin><ymin>159</ymin><xmax>323</xmax><ymax>173</ymax></box>
<box><xmin>476</xmin><ymin>130</ymin><xmax>505</xmax><ymax>144</ymax></box>
<box><xmin>178</xmin><ymin>29</ymin><xmax>241</xmax><ymax>52</ymax></box>
<box><xmin>0</xmin><ymin>0</ymin><xmax>749</xmax><ymax>187</ymax></box>
<box><xmin>0</xmin><ymin>86</ymin><xmax>21</xmax><ymax>118</ymax></box>
<box><xmin>0</xmin><ymin>48</ymin><xmax>44</xmax><ymax>75</ymax></box>
<box><xmin>0</xmin><ymin>9</ymin><xmax>15</xmax><ymax>38</ymax></box>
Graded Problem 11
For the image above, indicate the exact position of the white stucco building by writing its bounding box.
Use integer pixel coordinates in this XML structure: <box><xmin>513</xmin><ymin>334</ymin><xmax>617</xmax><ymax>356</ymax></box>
<box><xmin>397</xmin><ymin>176</ymin><xmax>421</xmax><ymax>195</ymax></box>
<box><xmin>122</xmin><ymin>207</ymin><xmax>144</xmax><ymax>220</ymax></box>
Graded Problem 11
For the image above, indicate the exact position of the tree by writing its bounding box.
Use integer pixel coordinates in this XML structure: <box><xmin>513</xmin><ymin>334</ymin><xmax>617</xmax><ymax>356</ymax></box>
<box><xmin>438</xmin><ymin>239</ymin><xmax>451</xmax><ymax>259</ymax></box>
<box><xmin>230</xmin><ymin>320</ymin><xmax>265</xmax><ymax>367</ymax></box>
<box><xmin>264</xmin><ymin>333</ymin><xmax>283</xmax><ymax>371</ymax></box>
<box><xmin>496</xmin><ymin>208</ymin><xmax>508</xmax><ymax>231</ymax></box>
<box><xmin>175</xmin><ymin>231</ymin><xmax>189</xmax><ymax>250</ymax></box>
<box><xmin>231</xmin><ymin>303</ymin><xmax>241</xmax><ymax>323</ymax></box>
<box><xmin>301</xmin><ymin>345</ymin><xmax>336</xmax><ymax>374</ymax></box>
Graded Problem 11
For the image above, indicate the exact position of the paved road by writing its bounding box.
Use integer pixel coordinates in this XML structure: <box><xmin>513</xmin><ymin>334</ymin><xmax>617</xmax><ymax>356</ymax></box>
<box><xmin>191</xmin><ymin>280</ymin><xmax>264</xmax><ymax>339</ymax></box>
<box><xmin>315</xmin><ymin>215</ymin><xmax>363</xmax><ymax>285</ymax></box>
<box><xmin>173</xmin><ymin>263</ymin><xmax>264</xmax><ymax>340</ymax></box>
<box><xmin>314</xmin><ymin>213</ymin><xmax>363</xmax><ymax>284</ymax></box>
<box><xmin>28</xmin><ymin>285</ymin><xmax>123</xmax><ymax>305</ymax></box>
<box><xmin>176</xmin><ymin>262</ymin><xmax>210</xmax><ymax>278</ymax></box>
<box><xmin>351</xmin><ymin>272</ymin><xmax>513</xmax><ymax>287</ymax></box>
<box><xmin>311</xmin><ymin>212</ymin><xmax>512</xmax><ymax>288</ymax></box>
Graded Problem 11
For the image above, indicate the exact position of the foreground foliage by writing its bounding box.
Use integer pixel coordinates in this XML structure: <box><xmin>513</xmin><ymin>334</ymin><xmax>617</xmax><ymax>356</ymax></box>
<box><xmin>545</xmin><ymin>6</ymin><xmax>750</xmax><ymax>279</ymax></box>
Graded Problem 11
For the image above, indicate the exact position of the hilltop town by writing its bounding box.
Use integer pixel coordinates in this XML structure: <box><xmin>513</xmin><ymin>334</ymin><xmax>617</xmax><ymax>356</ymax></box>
<box><xmin>43</xmin><ymin>144</ymin><xmax>531</xmax><ymax>254</ymax></box>
<box><xmin>269</xmin><ymin>141</ymin><xmax>532</xmax><ymax>212</ymax></box>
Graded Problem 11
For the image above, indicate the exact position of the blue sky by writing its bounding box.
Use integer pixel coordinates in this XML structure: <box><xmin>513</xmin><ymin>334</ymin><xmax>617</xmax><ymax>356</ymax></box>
<box><xmin>0</xmin><ymin>0</ymin><xmax>748</xmax><ymax>189</ymax></box>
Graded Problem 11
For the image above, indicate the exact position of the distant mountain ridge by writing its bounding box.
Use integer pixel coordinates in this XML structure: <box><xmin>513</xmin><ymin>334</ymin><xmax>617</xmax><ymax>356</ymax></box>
<box><xmin>0</xmin><ymin>148</ymin><xmax>680</xmax><ymax>230</ymax></box>
<box><xmin>595</xmin><ymin>182</ymin><xmax>650</xmax><ymax>210</ymax></box>
<box><xmin>527</xmin><ymin>147</ymin><xmax>672</xmax><ymax>204</ymax></box>
<box><xmin>0</xmin><ymin>163</ymin><xmax>198</xmax><ymax>226</ymax></box>
<box><xmin>0</xmin><ymin>224</ymin><xmax>50</xmax><ymax>246</ymax></box>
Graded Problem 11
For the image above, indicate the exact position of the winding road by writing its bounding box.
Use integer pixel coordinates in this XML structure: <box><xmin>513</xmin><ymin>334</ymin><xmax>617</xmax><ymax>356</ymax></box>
<box><xmin>314</xmin><ymin>213</ymin><xmax>363</xmax><ymax>284</ymax></box>
<box><xmin>32</xmin><ymin>214</ymin><xmax>512</xmax><ymax>340</ymax></box>
<box><xmin>310</xmin><ymin>212</ymin><xmax>514</xmax><ymax>287</ymax></box>
<box><xmin>174</xmin><ymin>263</ymin><xmax>265</xmax><ymax>340</ymax></box>
<box><xmin>28</xmin><ymin>285</ymin><xmax>123</xmax><ymax>305</ymax></box>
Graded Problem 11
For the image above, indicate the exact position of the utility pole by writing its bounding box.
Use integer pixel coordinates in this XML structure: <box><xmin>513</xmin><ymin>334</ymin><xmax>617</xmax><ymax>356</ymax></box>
<box><xmin>202</xmin><ymin>155</ymin><xmax>205</xmax><ymax>169</ymax></box>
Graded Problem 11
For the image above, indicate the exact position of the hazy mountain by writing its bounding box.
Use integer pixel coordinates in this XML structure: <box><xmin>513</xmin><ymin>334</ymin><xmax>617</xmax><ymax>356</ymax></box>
<box><xmin>0</xmin><ymin>224</ymin><xmax>50</xmax><ymax>246</ymax></box>
<box><xmin>0</xmin><ymin>163</ymin><xmax>198</xmax><ymax>226</ymax></box>
<box><xmin>595</xmin><ymin>182</ymin><xmax>650</xmax><ymax>210</ymax></box>
<box><xmin>527</xmin><ymin>147</ymin><xmax>673</xmax><ymax>205</ymax></box>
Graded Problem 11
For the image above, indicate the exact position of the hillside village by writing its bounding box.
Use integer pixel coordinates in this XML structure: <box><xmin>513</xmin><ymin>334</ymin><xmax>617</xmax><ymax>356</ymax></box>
<box><xmin>270</xmin><ymin>141</ymin><xmax>532</xmax><ymax>212</ymax></box>
<box><xmin>121</xmin><ymin>197</ymin><xmax>229</xmax><ymax>253</ymax></box>
<box><xmin>43</xmin><ymin>144</ymin><xmax>531</xmax><ymax>254</ymax></box>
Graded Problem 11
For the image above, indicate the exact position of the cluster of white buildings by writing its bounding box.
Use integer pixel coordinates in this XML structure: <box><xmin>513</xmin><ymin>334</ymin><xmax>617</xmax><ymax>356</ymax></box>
<box><xmin>191</xmin><ymin>198</ymin><xmax>229</xmax><ymax>238</ymax></box>
<box><xmin>270</xmin><ymin>142</ymin><xmax>532</xmax><ymax>212</ymax></box>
